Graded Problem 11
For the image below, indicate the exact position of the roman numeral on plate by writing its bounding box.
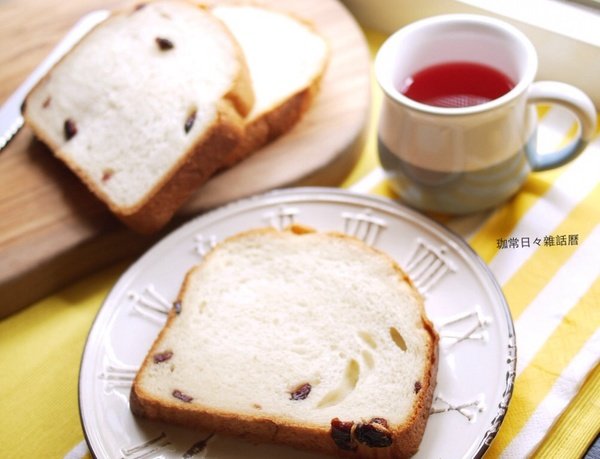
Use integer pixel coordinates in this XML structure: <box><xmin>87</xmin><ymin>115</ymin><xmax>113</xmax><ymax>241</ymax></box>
<box><xmin>404</xmin><ymin>238</ymin><xmax>456</xmax><ymax>295</ymax></box>
<box><xmin>194</xmin><ymin>233</ymin><xmax>217</xmax><ymax>257</ymax></box>
<box><xmin>128</xmin><ymin>284</ymin><xmax>171</xmax><ymax>324</ymax></box>
<box><xmin>436</xmin><ymin>306</ymin><xmax>491</xmax><ymax>347</ymax></box>
<box><xmin>341</xmin><ymin>209</ymin><xmax>387</xmax><ymax>245</ymax></box>
<box><xmin>263</xmin><ymin>206</ymin><xmax>300</xmax><ymax>230</ymax></box>
<box><xmin>120</xmin><ymin>432</ymin><xmax>172</xmax><ymax>459</ymax></box>
<box><xmin>98</xmin><ymin>361</ymin><xmax>137</xmax><ymax>392</ymax></box>
<box><xmin>430</xmin><ymin>394</ymin><xmax>485</xmax><ymax>422</ymax></box>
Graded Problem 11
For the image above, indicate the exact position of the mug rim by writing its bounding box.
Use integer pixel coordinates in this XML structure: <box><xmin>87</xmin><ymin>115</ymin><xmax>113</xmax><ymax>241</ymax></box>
<box><xmin>375</xmin><ymin>14</ymin><xmax>538</xmax><ymax>116</ymax></box>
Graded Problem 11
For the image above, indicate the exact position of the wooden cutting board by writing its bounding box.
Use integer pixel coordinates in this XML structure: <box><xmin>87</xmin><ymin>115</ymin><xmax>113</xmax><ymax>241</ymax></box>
<box><xmin>0</xmin><ymin>0</ymin><xmax>371</xmax><ymax>318</ymax></box>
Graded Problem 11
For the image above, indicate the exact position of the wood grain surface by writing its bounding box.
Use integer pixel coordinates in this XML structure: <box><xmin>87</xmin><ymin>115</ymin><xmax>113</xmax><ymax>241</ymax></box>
<box><xmin>0</xmin><ymin>0</ymin><xmax>371</xmax><ymax>318</ymax></box>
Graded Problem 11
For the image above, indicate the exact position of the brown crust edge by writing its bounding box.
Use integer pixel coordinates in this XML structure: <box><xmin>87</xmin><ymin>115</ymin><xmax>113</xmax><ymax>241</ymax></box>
<box><xmin>21</xmin><ymin>1</ymin><xmax>255</xmax><ymax>235</ymax></box>
<box><xmin>130</xmin><ymin>226</ymin><xmax>439</xmax><ymax>458</ymax></box>
<box><xmin>212</xmin><ymin>3</ymin><xmax>330</xmax><ymax>170</ymax></box>
<box><xmin>219</xmin><ymin>77</ymin><xmax>323</xmax><ymax>170</ymax></box>
<box><xmin>114</xmin><ymin>99</ymin><xmax>247</xmax><ymax>234</ymax></box>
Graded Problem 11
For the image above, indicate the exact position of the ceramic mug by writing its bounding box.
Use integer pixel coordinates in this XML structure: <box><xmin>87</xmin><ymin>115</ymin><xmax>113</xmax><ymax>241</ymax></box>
<box><xmin>375</xmin><ymin>14</ymin><xmax>597</xmax><ymax>214</ymax></box>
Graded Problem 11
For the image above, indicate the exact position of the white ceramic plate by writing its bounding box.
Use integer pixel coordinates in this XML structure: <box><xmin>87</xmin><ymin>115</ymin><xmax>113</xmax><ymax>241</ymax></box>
<box><xmin>79</xmin><ymin>187</ymin><xmax>516</xmax><ymax>459</ymax></box>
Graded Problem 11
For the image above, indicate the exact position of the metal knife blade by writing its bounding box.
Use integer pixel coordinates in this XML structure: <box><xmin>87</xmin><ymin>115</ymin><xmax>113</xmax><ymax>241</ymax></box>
<box><xmin>0</xmin><ymin>9</ymin><xmax>110</xmax><ymax>152</ymax></box>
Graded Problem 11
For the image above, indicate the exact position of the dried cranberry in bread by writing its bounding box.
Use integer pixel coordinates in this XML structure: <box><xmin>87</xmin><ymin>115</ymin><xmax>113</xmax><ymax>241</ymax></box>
<box><xmin>130</xmin><ymin>226</ymin><xmax>438</xmax><ymax>458</ymax></box>
<box><xmin>22</xmin><ymin>1</ymin><xmax>254</xmax><ymax>234</ymax></box>
<box><xmin>210</xmin><ymin>4</ymin><xmax>329</xmax><ymax>168</ymax></box>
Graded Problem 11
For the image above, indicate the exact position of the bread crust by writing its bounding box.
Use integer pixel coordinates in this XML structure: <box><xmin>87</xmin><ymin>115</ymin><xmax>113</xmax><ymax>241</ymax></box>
<box><xmin>22</xmin><ymin>1</ymin><xmax>255</xmax><ymax>234</ymax></box>
<box><xmin>220</xmin><ymin>77</ymin><xmax>324</xmax><ymax>170</ymax></box>
<box><xmin>130</xmin><ymin>226</ymin><xmax>439</xmax><ymax>458</ymax></box>
<box><xmin>211</xmin><ymin>4</ymin><xmax>330</xmax><ymax>170</ymax></box>
<box><xmin>116</xmin><ymin>98</ymin><xmax>247</xmax><ymax>234</ymax></box>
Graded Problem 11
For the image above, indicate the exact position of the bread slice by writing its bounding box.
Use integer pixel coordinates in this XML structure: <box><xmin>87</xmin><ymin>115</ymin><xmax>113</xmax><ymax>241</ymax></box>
<box><xmin>210</xmin><ymin>4</ymin><xmax>329</xmax><ymax>168</ymax></box>
<box><xmin>22</xmin><ymin>1</ymin><xmax>254</xmax><ymax>234</ymax></box>
<box><xmin>130</xmin><ymin>225</ymin><xmax>438</xmax><ymax>458</ymax></box>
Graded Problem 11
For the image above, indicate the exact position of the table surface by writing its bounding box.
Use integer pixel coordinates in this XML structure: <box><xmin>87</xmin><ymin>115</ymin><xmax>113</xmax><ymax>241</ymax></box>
<box><xmin>1</xmin><ymin>2</ymin><xmax>599</xmax><ymax>459</ymax></box>
<box><xmin>0</xmin><ymin>0</ymin><xmax>371</xmax><ymax>318</ymax></box>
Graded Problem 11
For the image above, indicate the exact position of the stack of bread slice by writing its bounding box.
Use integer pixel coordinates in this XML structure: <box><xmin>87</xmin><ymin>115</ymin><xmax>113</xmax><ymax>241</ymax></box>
<box><xmin>211</xmin><ymin>4</ymin><xmax>329</xmax><ymax>169</ymax></box>
<box><xmin>22</xmin><ymin>1</ymin><xmax>328</xmax><ymax>233</ymax></box>
<box><xmin>131</xmin><ymin>226</ymin><xmax>439</xmax><ymax>458</ymax></box>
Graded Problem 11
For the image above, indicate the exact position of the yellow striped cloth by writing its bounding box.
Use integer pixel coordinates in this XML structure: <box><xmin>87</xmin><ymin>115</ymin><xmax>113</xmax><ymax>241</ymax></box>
<box><xmin>0</xmin><ymin>28</ymin><xmax>598</xmax><ymax>459</ymax></box>
<box><xmin>344</xmin><ymin>30</ymin><xmax>600</xmax><ymax>458</ymax></box>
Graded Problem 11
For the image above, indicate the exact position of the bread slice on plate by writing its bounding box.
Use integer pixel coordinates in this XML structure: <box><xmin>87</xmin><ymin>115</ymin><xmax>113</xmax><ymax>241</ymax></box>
<box><xmin>130</xmin><ymin>225</ymin><xmax>439</xmax><ymax>458</ymax></box>
<box><xmin>211</xmin><ymin>4</ymin><xmax>329</xmax><ymax>168</ymax></box>
<box><xmin>22</xmin><ymin>1</ymin><xmax>254</xmax><ymax>234</ymax></box>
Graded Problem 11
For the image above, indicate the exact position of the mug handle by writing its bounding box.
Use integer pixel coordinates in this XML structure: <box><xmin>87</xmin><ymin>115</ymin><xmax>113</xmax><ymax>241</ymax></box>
<box><xmin>526</xmin><ymin>81</ymin><xmax>597</xmax><ymax>171</ymax></box>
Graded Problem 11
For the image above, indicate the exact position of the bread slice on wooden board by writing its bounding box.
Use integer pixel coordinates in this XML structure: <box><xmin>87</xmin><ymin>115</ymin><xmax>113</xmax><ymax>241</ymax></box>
<box><xmin>130</xmin><ymin>225</ymin><xmax>439</xmax><ymax>459</ymax></box>
<box><xmin>22</xmin><ymin>1</ymin><xmax>254</xmax><ymax>234</ymax></box>
<box><xmin>211</xmin><ymin>4</ymin><xmax>329</xmax><ymax>168</ymax></box>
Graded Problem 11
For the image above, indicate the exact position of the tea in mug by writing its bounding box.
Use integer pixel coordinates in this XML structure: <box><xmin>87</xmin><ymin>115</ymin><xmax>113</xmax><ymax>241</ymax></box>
<box><xmin>399</xmin><ymin>61</ymin><xmax>515</xmax><ymax>108</ymax></box>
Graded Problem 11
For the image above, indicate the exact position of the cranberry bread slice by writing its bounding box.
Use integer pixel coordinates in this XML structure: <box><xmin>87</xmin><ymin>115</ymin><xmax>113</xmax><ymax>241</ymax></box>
<box><xmin>22</xmin><ymin>1</ymin><xmax>254</xmax><ymax>234</ymax></box>
<box><xmin>130</xmin><ymin>226</ymin><xmax>438</xmax><ymax>459</ymax></box>
<box><xmin>211</xmin><ymin>5</ymin><xmax>329</xmax><ymax>168</ymax></box>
